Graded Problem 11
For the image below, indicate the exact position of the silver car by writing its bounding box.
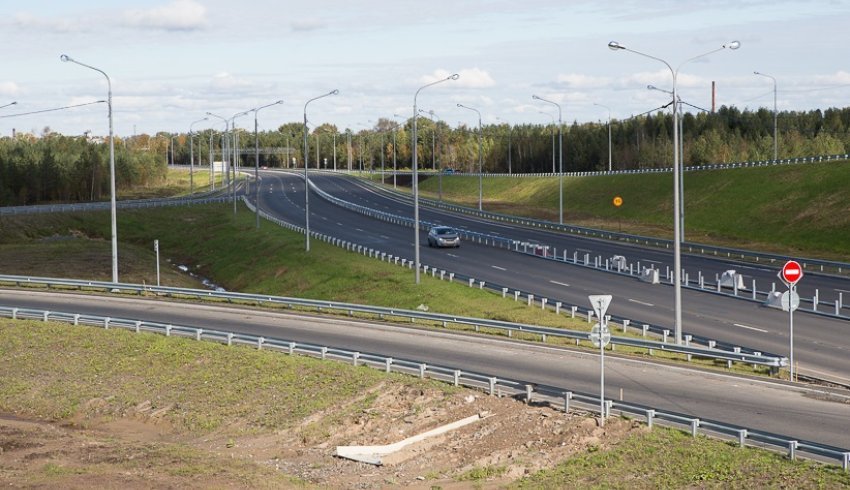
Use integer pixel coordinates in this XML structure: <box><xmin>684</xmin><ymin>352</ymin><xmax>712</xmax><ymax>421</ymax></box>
<box><xmin>427</xmin><ymin>226</ymin><xmax>461</xmax><ymax>248</ymax></box>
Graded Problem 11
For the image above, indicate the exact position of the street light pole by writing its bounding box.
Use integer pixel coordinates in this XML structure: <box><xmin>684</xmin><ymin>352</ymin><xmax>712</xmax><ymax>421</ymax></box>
<box><xmin>413</xmin><ymin>73</ymin><xmax>459</xmax><ymax>284</ymax></box>
<box><xmin>60</xmin><ymin>54</ymin><xmax>119</xmax><ymax>284</ymax></box>
<box><xmin>754</xmin><ymin>71</ymin><xmax>778</xmax><ymax>161</ymax></box>
<box><xmin>189</xmin><ymin>117</ymin><xmax>208</xmax><ymax>195</ymax></box>
<box><xmin>594</xmin><ymin>103</ymin><xmax>612</xmax><ymax>172</ymax></box>
<box><xmin>533</xmin><ymin>95</ymin><xmax>564</xmax><ymax>224</ymax></box>
<box><xmin>648</xmin><ymin>84</ymin><xmax>685</xmax><ymax>241</ymax></box>
<box><xmin>392</xmin><ymin>114</ymin><xmax>401</xmax><ymax>189</ymax></box>
<box><xmin>303</xmin><ymin>90</ymin><xmax>339</xmax><ymax>252</ymax></box>
<box><xmin>230</xmin><ymin>112</ymin><xmax>250</xmax><ymax>214</ymax></box>
<box><xmin>249</xmin><ymin>100</ymin><xmax>283</xmax><ymax>229</ymax></box>
<box><xmin>608</xmin><ymin>39</ymin><xmax>740</xmax><ymax>344</ymax></box>
<box><xmin>457</xmin><ymin>103</ymin><xmax>483</xmax><ymax>211</ymax></box>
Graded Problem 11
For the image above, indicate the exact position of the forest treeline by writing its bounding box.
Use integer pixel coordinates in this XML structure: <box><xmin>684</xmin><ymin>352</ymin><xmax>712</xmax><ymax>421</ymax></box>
<box><xmin>2</xmin><ymin>106</ymin><xmax>849</xmax><ymax>206</ymax></box>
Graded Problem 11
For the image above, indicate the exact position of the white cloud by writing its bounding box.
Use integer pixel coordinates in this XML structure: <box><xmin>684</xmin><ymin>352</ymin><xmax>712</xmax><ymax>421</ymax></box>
<box><xmin>209</xmin><ymin>72</ymin><xmax>254</xmax><ymax>92</ymax></box>
<box><xmin>291</xmin><ymin>18</ymin><xmax>326</xmax><ymax>32</ymax></box>
<box><xmin>813</xmin><ymin>71</ymin><xmax>850</xmax><ymax>85</ymax></box>
<box><xmin>556</xmin><ymin>73</ymin><xmax>613</xmax><ymax>89</ymax></box>
<box><xmin>123</xmin><ymin>0</ymin><xmax>208</xmax><ymax>31</ymax></box>
<box><xmin>12</xmin><ymin>12</ymin><xmax>86</xmax><ymax>33</ymax></box>
<box><xmin>0</xmin><ymin>81</ymin><xmax>21</xmax><ymax>97</ymax></box>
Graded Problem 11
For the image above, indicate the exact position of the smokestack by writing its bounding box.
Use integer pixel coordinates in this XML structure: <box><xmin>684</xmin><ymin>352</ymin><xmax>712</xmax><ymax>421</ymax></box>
<box><xmin>711</xmin><ymin>80</ymin><xmax>717</xmax><ymax>114</ymax></box>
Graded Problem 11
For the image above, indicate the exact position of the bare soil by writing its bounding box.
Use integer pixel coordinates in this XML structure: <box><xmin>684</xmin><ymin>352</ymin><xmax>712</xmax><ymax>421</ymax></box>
<box><xmin>0</xmin><ymin>384</ymin><xmax>639</xmax><ymax>489</ymax></box>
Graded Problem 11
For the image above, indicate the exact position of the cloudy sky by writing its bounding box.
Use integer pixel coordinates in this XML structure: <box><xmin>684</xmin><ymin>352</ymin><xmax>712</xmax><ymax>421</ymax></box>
<box><xmin>1</xmin><ymin>0</ymin><xmax>849</xmax><ymax>137</ymax></box>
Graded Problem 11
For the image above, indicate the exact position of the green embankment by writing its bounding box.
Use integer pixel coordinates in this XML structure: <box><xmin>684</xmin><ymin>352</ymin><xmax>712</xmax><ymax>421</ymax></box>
<box><xmin>412</xmin><ymin>161</ymin><xmax>850</xmax><ymax>260</ymax></box>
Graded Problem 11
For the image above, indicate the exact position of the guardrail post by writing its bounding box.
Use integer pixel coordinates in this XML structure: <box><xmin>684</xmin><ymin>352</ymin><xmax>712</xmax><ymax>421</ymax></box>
<box><xmin>352</xmin><ymin>352</ymin><xmax>360</xmax><ymax>366</ymax></box>
<box><xmin>502</xmin><ymin>287</ymin><xmax>508</xmax><ymax>298</ymax></box>
<box><xmin>699</xmin><ymin>272</ymin><xmax>704</xmax><ymax>289</ymax></box>
<box><xmin>195</xmin><ymin>329</ymin><xmax>202</xmax><ymax>341</ymax></box>
<box><xmin>103</xmin><ymin>317</ymin><xmax>111</xmax><ymax>329</ymax></box>
<box><xmin>752</xmin><ymin>352</ymin><xmax>762</xmax><ymax>370</ymax></box>
<box><xmin>385</xmin><ymin>357</ymin><xmax>393</xmax><ymax>373</ymax></box>
<box><xmin>737</xmin><ymin>429</ymin><xmax>747</xmax><ymax>447</ymax></box>
<box><xmin>813</xmin><ymin>291</ymin><xmax>819</xmax><ymax>312</ymax></box>
<box><xmin>587</xmin><ymin>311</ymin><xmax>593</xmax><ymax>323</ymax></box>
<box><xmin>622</xmin><ymin>319</ymin><xmax>630</xmax><ymax>333</ymax></box>
<box><xmin>555</xmin><ymin>302</ymin><xmax>561</xmax><ymax>314</ymax></box>
<box><xmin>287</xmin><ymin>341</ymin><xmax>295</xmax><ymax>354</ymax></box>
<box><xmin>527</xmin><ymin>294</ymin><xmax>534</xmax><ymax>306</ymax></box>
<box><xmin>419</xmin><ymin>363</ymin><xmax>427</xmax><ymax>378</ymax></box>
<box><xmin>479</xmin><ymin>281</ymin><xmax>485</xmax><ymax>289</ymax></box>
<box><xmin>514</xmin><ymin>291</ymin><xmax>520</xmax><ymax>302</ymax></box>
<box><xmin>42</xmin><ymin>311</ymin><xmax>49</xmax><ymax>322</ymax></box>
<box><xmin>257</xmin><ymin>337</ymin><xmax>265</xmax><ymax>350</ymax></box>
<box><xmin>691</xmin><ymin>418</ymin><xmax>700</xmax><ymax>437</ymax></box>
<box><xmin>646</xmin><ymin>409</ymin><xmax>655</xmax><ymax>429</ymax></box>
<box><xmin>837</xmin><ymin>300</ymin><xmax>841</xmax><ymax>316</ymax></box>
<box><xmin>564</xmin><ymin>391</ymin><xmax>573</xmax><ymax>413</ymax></box>
<box><xmin>642</xmin><ymin>324</ymin><xmax>649</xmax><ymax>337</ymax></box>
<box><xmin>571</xmin><ymin>306</ymin><xmax>577</xmax><ymax>318</ymax></box>
<box><xmin>788</xmin><ymin>440</ymin><xmax>798</xmax><ymax>460</ymax></box>
<box><xmin>525</xmin><ymin>384</ymin><xmax>533</xmax><ymax>404</ymax></box>
<box><xmin>165</xmin><ymin>324</ymin><xmax>172</xmax><ymax>336</ymax></box>
<box><xmin>489</xmin><ymin>377</ymin><xmax>497</xmax><ymax>396</ymax></box>
<box><xmin>449</xmin><ymin>273</ymin><xmax>454</xmax><ymax>282</ymax></box>
<box><xmin>684</xmin><ymin>335</ymin><xmax>692</xmax><ymax>361</ymax></box>
<box><xmin>73</xmin><ymin>314</ymin><xmax>80</xmax><ymax>326</ymax></box>
<box><xmin>843</xmin><ymin>452</ymin><xmax>849</xmax><ymax>471</ymax></box>
<box><xmin>541</xmin><ymin>298</ymin><xmax>547</xmax><ymax>310</ymax></box>
<box><xmin>752</xmin><ymin>279</ymin><xmax>757</xmax><ymax>300</ymax></box>
<box><xmin>717</xmin><ymin>278</ymin><xmax>721</xmax><ymax>292</ymax></box>
<box><xmin>321</xmin><ymin>347</ymin><xmax>328</xmax><ymax>360</ymax></box>
<box><xmin>10</xmin><ymin>308</ymin><xmax>18</xmax><ymax>320</ymax></box>
<box><xmin>453</xmin><ymin>370</ymin><xmax>461</xmax><ymax>386</ymax></box>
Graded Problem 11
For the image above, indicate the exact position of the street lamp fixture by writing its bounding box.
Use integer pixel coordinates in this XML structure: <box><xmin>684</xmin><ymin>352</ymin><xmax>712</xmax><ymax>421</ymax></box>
<box><xmin>532</xmin><ymin>94</ymin><xmax>564</xmax><ymax>224</ymax></box>
<box><xmin>248</xmin><ymin>99</ymin><xmax>284</xmax><ymax>229</ymax></box>
<box><xmin>61</xmin><ymin>54</ymin><xmax>119</xmax><ymax>284</ymax></box>
<box><xmin>0</xmin><ymin>101</ymin><xmax>17</xmax><ymax>110</ymax></box>
<box><xmin>413</xmin><ymin>73</ymin><xmax>459</xmax><ymax>284</ymax></box>
<box><xmin>609</xmin><ymin>39</ymin><xmax>740</xmax><ymax>345</ymax></box>
<box><xmin>456</xmin><ymin>103</ymin><xmax>483</xmax><ymax>211</ymax></box>
<box><xmin>754</xmin><ymin>71</ymin><xmax>778</xmax><ymax>161</ymax></box>
<box><xmin>304</xmin><ymin>90</ymin><xmax>339</xmax><ymax>252</ymax></box>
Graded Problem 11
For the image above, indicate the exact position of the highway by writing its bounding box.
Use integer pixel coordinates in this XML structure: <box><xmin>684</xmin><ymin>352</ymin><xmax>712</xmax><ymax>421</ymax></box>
<box><xmin>248</xmin><ymin>170</ymin><xmax>850</xmax><ymax>386</ymax></box>
<box><xmin>3</xmin><ymin>289</ymin><xmax>848</xmax><ymax>451</ymax></box>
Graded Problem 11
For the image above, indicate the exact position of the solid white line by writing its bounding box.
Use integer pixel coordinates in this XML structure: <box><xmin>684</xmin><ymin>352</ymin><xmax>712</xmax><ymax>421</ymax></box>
<box><xmin>337</xmin><ymin>222</ymin><xmax>344</xmax><ymax>226</ymax></box>
<box><xmin>491</xmin><ymin>265</ymin><xmax>507</xmax><ymax>271</ymax></box>
<box><xmin>447</xmin><ymin>253</ymin><xmax>460</xmax><ymax>258</ymax></box>
<box><xmin>380</xmin><ymin>235</ymin><xmax>390</xmax><ymax>240</ymax></box>
<box><xmin>549</xmin><ymin>280</ymin><xmax>570</xmax><ymax>287</ymax></box>
<box><xmin>734</xmin><ymin>323</ymin><xmax>768</xmax><ymax>333</ymax></box>
<box><xmin>641</xmin><ymin>259</ymin><xmax>663</xmax><ymax>264</ymax></box>
<box><xmin>355</xmin><ymin>228</ymin><xmax>365</xmax><ymax>232</ymax></box>
<box><xmin>628</xmin><ymin>298</ymin><xmax>655</xmax><ymax>307</ymax></box>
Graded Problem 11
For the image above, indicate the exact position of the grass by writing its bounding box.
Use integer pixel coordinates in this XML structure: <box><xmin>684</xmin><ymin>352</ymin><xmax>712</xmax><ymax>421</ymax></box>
<box><xmin>118</xmin><ymin>168</ymin><xmax>222</xmax><ymax>200</ymax></box>
<box><xmin>512</xmin><ymin>425</ymin><xmax>850</xmax><ymax>489</ymax></box>
<box><xmin>409</xmin><ymin>161</ymin><xmax>850</xmax><ymax>261</ymax></box>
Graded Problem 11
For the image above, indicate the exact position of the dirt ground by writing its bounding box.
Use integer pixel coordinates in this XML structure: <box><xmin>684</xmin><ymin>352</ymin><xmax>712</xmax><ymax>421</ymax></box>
<box><xmin>0</xmin><ymin>384</ymin><xmax>640</xmax><ymax>489</ymax></box>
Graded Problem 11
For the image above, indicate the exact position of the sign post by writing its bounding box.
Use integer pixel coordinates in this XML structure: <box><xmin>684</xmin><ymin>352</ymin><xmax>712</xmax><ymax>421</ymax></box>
<box><xmin>779</xmin><ymin>260</ymin><xmax>803</xmax><ymax>381</ymax></box>
<box><xmin>588</xmin><ymin>294</ymin><xmax>612</xmax><ymax>426</ymax></box>
<box><xmin>154</xmin><ymin>239</ymin><xmax>161</xmax><ymax>287</ymax></box>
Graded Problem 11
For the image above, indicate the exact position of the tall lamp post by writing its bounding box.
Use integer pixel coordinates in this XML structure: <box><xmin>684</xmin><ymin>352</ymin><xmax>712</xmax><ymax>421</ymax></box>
<box><xmin>303</xmin><ymin>90</ymin><xmax>339</xmax><ymax>252</ymax></box>
<box><xmin>594</xmin><ymin>103</ymin><xmax>612</xmax><ymax>172</ymax></box>
<box><xmin>608</xmin><ymin>39</ymin><xmax>740</xmax><ymax>344</ymax></box>
<box><xmin>754</xmin><ymin>71</ymin><xmax>778</xmax><ymax>161</ymax></box>
<box><xmin>0</xmin><ymin>101</ymin><xmax>17</xmax><ymax>110</ymax></box>
<box><xmin>230</xmin><ymin>112</ymin><xmax>250</xmax><ymax>214</ymax></box>
<box><xmin>61</xmin><ymin>54</ymin><xmax>118</xmax><ymax>284</ymax></box>
<box><xmin>532</xmin><ymin>95</ymin><xmax>563</xmax><ymax>224</ymax></box>
<box><xmin>206</xmin><ymin>113</ymin><xmax>229</xmax><ymax>191</ymax></box>
<box><xmin>189</xmin><ymin>117</ymin><xmax>208</xmax><ymax>194</ymax></box>
<box><xmin>647</xmin><ymin>84</ymin><xmax>685</xmax><ymax>241</ymax></box>
<box><xmin>457</xmin><ymin>103</ymin><xmax>483</xmax><ymax>211</ymax></box>
<box><xmin>413</xmin><ymin>73</ymin><xmax>459</xmax><ymax>284</ymax></box>
<box><xmin>392</xmin><ymin>114</ymin><xmax>402</xmax><ymax>189</ymax></box>
<box><xmin>249</xmin><ymin>100</ymin><xmax>283</xmax><ymax>229</ymax></box>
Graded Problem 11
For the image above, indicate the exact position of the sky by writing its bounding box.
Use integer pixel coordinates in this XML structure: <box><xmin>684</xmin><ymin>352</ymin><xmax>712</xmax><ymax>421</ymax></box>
<box><xmin>1</xmin><ymin>0</ymin><xmax>849</xmax><ymax>137</ymax></box>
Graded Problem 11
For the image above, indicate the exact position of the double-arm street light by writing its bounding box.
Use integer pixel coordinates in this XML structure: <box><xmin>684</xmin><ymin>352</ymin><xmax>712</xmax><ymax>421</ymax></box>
<box><xmin>189</xmin><ymin>117</ymin><xmax>208</xmax><ymax>194</ymax></box>
<box><xmin>593</xmin><ymin>103</ymin><xmax>612</xmax><ymax>172</ymax></box>
<box><xmin>532</xmin><ymin>95</ymin><xmax>564</xmax><ymax>224</ymax></box>
<box><xmin>303</xmin><ymin>90</ymin><xmax>339</xmax><ymax>252</ymax></box>
<box><xmin>456</xmin><ymin>103</ymin><xmax>483</xmax><ymax>211</ymax></box>
<box><xmin>648</xmin><ymin>83</ymin><xmax>686</xmax><ymax>241</ymax></box>
<box><xmin>413</xmin><ymin>73</ymin><xmax>459</xmax><ymax>284</ymax></box>
<box><xmin>754</xmin><ymin>71</ymin><xmax>778</xmax><ymax>161</ymax></box>
<box><xmin>61</xmin><ymin>54</ymin><xmax>118</xmax><ymax>284</ymax></box>
<box><xmin>248</xmin><ymin>100</ymin><xmax>283</xmax><ymax>229</ymax></box>
<box><xmin>609</xmin><ymin>39</ymin><xmax>740</xmax><ymax>345</ymax></box>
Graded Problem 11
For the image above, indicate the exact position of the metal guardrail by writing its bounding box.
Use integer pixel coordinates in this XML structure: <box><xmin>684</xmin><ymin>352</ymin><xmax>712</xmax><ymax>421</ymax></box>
<box><xmin>0</xmin><ymin>195</ymin><xmax>230</xmax><ymax>216</ymax></box>
<box><xmin>349</xmin><ymin>173</ymin><xmax>850</xmax><ymax>277</ymax></box>
<box><xmin>1</xmin><ymin>305</ymin><xmax>846</xmax><ymax>470</ymax></box>
<box><xmin>0</xmin><ymin>272</ymin><xmax>786</xmax><ymax>369</ymax></box>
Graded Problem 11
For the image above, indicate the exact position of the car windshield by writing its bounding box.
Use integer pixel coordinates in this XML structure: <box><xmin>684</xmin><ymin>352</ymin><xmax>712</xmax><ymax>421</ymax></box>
<box><xmin>436</xmin><ymin>228</ymin><xmax>455</xmax><ymax>235</ymax></box>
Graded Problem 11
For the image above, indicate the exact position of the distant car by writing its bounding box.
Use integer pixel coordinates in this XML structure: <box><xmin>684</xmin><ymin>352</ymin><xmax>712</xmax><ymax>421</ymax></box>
<box><xmin>427</xmin><ymin>226</ymin><xmax>461</xmax><ymax>248</ymax></box>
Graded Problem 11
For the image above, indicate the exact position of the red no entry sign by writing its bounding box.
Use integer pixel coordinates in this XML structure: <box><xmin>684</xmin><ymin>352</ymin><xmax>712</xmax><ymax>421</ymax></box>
<box><xmin>781</xmin><ymin>260</ymin><xmax>803</xmax><ymax>286</ymax></box>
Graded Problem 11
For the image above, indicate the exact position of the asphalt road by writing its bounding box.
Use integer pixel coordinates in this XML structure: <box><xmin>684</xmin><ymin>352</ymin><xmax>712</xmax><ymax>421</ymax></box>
<box><xmin>247</xmin><ymin>170</ymin><xmax>850</xmax><ymax>386</ymax></box>
<box><xmin>3</xmin><ymin>289</ymin><xmax>848</xmax><ymax>451</ymax></box>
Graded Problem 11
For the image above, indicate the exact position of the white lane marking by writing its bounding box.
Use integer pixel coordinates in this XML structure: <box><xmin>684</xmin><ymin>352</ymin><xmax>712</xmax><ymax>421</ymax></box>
<box><xmin>447</xmin><ymin>253</ymin><xmax>460</xmax><ymax>258</ymax></box>
<box><xmin>734</xmin><ymin>323</ymin><xmax>768</xmax><ymax>333</ymax></box>
<box><xmin>380</xmin><ymin>235</ymin><xmax>390</xmax><ymax>240</ymax></box>
<box><xmin>355</xmin><ymin>228</ymin><xmax>365</xmax><ymax>232</ymax></box>
<box><xmin>337</xmin><ymin>222</ymin><xmax>344</xmax><ymax>226</ymax></box>
<box><xmin>491</xmin><ymin>265</ymin><xmax>507</xmax><ymax>271</ymax></box>
<box><xmin>641</xmin><ymin>259</ymin><xmax>663</xmax><ymax>264</ymax></box>
<box><xmin>628</xmin><ymin>298</ymin><xmax>655</xmax><ymax>307</ymax></box>
<box><xmin>549</xmin><ymin>280</ymin><xmax>570</xmax><ymax>287</ymax></box>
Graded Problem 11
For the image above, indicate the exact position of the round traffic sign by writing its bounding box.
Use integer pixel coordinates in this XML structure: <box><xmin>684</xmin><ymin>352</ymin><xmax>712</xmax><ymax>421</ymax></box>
<box><xmin>612</xmin><ymin>196</ymin><xmax>623</xmax><ymax>207</ymax></box>
<box><xmin>780</xmin><ymin>290</ymin><xmax>800</xmax><ymax>312</ymax></box>
<box><xmin>589</xmin><ymin>323</ymin><xmax>611</xmax><ymax>348</ymax></box>
<box><xmin>781</xmin><ymin>260</ymin><xmax>803</xmax><ymax>286</ymax></box>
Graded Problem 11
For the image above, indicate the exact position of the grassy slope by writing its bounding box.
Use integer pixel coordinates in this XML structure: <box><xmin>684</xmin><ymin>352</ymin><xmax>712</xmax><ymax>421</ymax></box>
<box><xmin>414</xmin><ymin>161</ymin><xmax>850</xmax><ymax>260</ymax></box>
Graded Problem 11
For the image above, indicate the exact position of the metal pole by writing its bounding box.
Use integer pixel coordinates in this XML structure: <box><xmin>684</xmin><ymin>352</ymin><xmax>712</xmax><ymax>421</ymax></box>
<box><xmin>414</xmin><ymin>74</ymin><xmax>459</xmax><ymax>284</ymax></box>
<box><xmin>790</xmin><ymin>283</ymin><xmax>795</xmax><ymax>381</ymax></box>
<box><xmin>457</xmin><ymin>104</ymin><xmax>483</xmax><ymax>211</ymax></box>
<box><xmin>189</xmin><ymin>117</ymin><xmax>208</xmax><ymax>195</ymax></box>
<box><xmin>61</xmin><ymin>54</ymin><xmax>119</xmax><ymax>283</ymax></box>
<box><xmin>303</xmin><ymin>90</ymin><xmax>339</xmax><ymax>252</ymax></box>
<box><xmin>333</xmin><ymin>130</ymin><xmax>337</xmax><ymax>171</ymax></box>
<box><xmin>609</xmin><ymin>39</ymin><xmax>739</xmax><ymax>344</ymax></box>
<box><xmin>154</xmin><ymin>240</ymin><xmax>160</xmax><ymax>287</ymax></box>
<box><xmin>600</xmin><ymin>315</ymin><xmax>605</xmax><ymax>427</ymax></box>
